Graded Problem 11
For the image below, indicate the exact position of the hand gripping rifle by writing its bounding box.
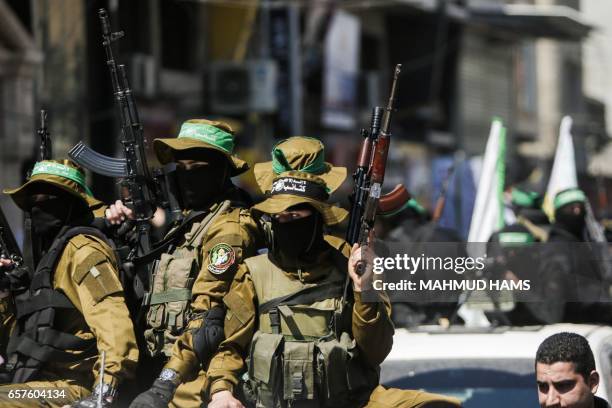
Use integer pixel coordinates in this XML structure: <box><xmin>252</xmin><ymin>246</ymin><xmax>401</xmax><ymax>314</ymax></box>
<box><xmin>68</xmin><ymin>9</ymin><xmax>170</xmax><ymax>295</ymax></box>
<box><xmin>0</xmin><ymin>205</ymin><xmax>23</xmax><ymax>268</ymax></box>
<box><xmin>346</xmin><ymin>64</ymin><xmax>409</xmax><ymax>275</ymax></box>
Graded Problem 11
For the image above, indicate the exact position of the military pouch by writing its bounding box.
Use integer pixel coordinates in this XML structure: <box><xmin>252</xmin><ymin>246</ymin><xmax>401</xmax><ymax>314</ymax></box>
<box><xmin>282</xmin><ymin>341</ymin><xmax>315</xmax><ymax>402</ymax></box>
<box><xmin>315</xmin><ymin>334</ymin><xmax>351</xmax><ymax>404</ymax></box>
<box><xmin>248</xmin><ymin>331</ymin><xmax>284</xmax><ymax>407</ymax></box>
<box><xmin>146</xmin><ymin>253</ymin><xmax>195</xmax><ymax>332</ymax></box>
<box><xmin>249</xmin><ymin>331</ymin><xmax>283</xmax><ymax>384</ymax></box>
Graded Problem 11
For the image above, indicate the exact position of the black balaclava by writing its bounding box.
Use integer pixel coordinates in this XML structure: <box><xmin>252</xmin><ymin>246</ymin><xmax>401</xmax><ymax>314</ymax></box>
<box><xmin>175</xmin><ymin>151</ymin><xmax>230</xmax><ymax>210</ymax></box>
<box><xmin>271</xmin><ymin>209</ymin><xmax>325</xmax><ymax>259</ymax></box>
<box><xmin>30</xmin><ymin>197</ymin><xmax>71</xmax><ymax>238</ymax></box>
<box><xmin>29</xmin><ymin>190</ymin><xmax>89</xmax><ymax>261</ymax></box>
<box><xmin>555</xmin><ymin>203</ymin><xmax>586</xmax><ymax>238</ymax></box>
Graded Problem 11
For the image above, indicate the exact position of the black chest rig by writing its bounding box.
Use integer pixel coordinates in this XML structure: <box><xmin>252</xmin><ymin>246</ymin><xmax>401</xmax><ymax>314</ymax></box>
<box><xmin>6</xmin><ymin>226</ymin><xmax>114</xmax><ymax>383</ymax></box>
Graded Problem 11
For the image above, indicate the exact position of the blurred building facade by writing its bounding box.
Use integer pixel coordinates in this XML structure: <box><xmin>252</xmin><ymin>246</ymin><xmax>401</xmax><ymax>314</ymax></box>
<box><xmin>1</xmin><ymin>0</ymin><xmax>612</xmax><ymax>237</ymax></box>
<box><xmin>0</xmin><ymin>0</ymin><xmax>40</xmax><ymax>239</ymax></box>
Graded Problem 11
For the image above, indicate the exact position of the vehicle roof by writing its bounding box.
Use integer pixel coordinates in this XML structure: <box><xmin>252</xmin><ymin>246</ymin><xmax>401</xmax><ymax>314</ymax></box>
<box><xmin>386</xmin><ymin>324</ymin><xmax>612</xmax><ymax>361</ymax></box>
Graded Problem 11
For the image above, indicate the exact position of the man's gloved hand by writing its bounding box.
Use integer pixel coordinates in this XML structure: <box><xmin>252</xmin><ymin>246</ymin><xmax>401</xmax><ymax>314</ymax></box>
<box><xmin>129</xmin><ymin>369</ymin><xmax>180</xmax><ymax>408</ymax></box>
<box><xmin>70</xmin><ymin>384</ymin><xmax>116</xmax><ymax>408</ymax></box>
<box><xmin>0</xmin><ymin>265</ymin><xmax>30</xmax><ymax>293</ymax></box>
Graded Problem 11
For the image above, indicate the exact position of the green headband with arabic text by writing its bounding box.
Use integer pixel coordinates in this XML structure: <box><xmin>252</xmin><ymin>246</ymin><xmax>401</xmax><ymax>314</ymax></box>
<box><xmin>31</xmin><ymin>161</ymin><xmax>93</xmax><ymax>196</ymax></box>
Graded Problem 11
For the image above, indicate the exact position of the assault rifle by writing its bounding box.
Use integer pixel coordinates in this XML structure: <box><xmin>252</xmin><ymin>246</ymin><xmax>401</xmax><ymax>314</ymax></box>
<box><xmin>38</xmin><ymin>109</ymin><xmax>52</xmax><ymax>161</ymax></box>
<box><xmin>68</xmin><ymin>9</ymin><xmax>181</xmax><ymax>293</ymax></box>
<box><xmin>0</xmin><ymin>205</ymin><xmax>22</xmax><ymax>268</ymax></box>
<box><xmin>346</xmin><ymin>64</ymin><xmax>409</xmax><ymax>274</ymax></box>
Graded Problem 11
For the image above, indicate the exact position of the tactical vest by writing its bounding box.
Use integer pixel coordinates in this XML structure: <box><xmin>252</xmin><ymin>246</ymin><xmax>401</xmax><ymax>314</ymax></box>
<box><xmin>143</xmin><ymin>201</ymin><xmax>230</xmax><ymax>357</ymax></box>
<box><xmin>6</xmin><ymin>226</ymin><xmax>115</xmax><ymax>384</ymax></box>
<box><xmin>242</xmin><ymin>251</ymin><xmax>379</xmax><ymax>408</ymax></box>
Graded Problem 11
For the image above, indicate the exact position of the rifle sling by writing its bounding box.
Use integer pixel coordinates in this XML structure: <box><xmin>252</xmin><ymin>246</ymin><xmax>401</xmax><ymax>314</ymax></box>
<box><xmin>259</xmin><ymin>281</ymin><xmax>345</xmax><ymax>315</ymax></box>
<box><xmin>133</xmin><ymin>210</ymin><xmax>207</xmax><ymax>265</ymax></box>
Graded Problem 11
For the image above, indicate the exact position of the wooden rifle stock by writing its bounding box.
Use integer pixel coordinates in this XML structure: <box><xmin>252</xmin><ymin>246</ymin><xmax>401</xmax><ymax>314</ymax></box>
<box><xmin>378</xmin><ymin>184</ymin><xmax>410</xmax><ymax>215</ymax></box>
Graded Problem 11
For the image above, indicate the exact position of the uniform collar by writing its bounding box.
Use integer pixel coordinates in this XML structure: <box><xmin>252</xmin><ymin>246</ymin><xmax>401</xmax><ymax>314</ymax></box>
<box><xmin>268</xmin><ymin>243</ymin><xmax>335</xmax><ymax>282</ymax></box>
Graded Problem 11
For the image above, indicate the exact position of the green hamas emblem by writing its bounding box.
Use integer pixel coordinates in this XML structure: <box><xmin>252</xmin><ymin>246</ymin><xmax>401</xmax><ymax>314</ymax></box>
<box><xmin>208</xmin><ymin>243</ymin><xmax>236</xmax><ymax>275</ymax></box>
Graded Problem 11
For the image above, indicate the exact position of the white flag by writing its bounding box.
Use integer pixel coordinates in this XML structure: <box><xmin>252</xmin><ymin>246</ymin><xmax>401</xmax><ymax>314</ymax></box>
<box><xmin>461</xmin><ymin>118</ymin><xmax>507</xmax><ymax>326</ymax></box>
<box><xmin>544</xmin><ymin>116</ymin><xmax>578</xmax><ymax>217</ymax></box>
<box><xmin>467</xmin><ymin>118</ymin><xmax>507</xmax><ymax>246</ymax></box>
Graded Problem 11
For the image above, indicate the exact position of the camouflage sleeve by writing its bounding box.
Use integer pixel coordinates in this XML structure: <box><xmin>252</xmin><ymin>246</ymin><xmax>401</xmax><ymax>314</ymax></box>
<box><xmin>352</xmin><ymin>290</ymin><xmax>394</xmax><ymax>368</ymax></box>
<box><xmin>205</xmin><ymin>263</ymin><xmax>257</xmax><ymax>398</ymax></box>
<box><xmin>191</xmin><ymin>208</ymin><xmax>258</xmax><ymax>312</ymax></box>
<box><xmin>336</xmin><ymin>235</ymin><xmax>394</xmax><ymax>368</ymax></box>
<box><xmin>165</xmin><ymin>209</ymin><xmax>260</xmax><ymax>381</ymax></box>
<box><xmin>67</xmin><ymin>236</ymin><xmax>139</xmax><ymax>388</ymax></box>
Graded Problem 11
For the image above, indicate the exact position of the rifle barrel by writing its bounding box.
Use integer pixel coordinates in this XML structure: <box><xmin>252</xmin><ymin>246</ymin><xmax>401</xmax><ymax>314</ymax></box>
<box><xmin>381</xmin><ymin>64</ymin><xmax>402</xmax><ymax>135</ymax></box>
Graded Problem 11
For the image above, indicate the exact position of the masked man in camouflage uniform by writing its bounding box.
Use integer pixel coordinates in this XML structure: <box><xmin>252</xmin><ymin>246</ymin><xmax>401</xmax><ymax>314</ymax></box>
<box><xmin>106</xmin><ymin>119</ymin><xmax>261</xmax><ymax>408</ymax></box>
<box><xmin>202</xmin><ymin>137</ymin><xmax>461</xmax><ymax>408</ymax></box>
<box><xmin>0</xmin><ymin>160</ymin><xmax>139</xmax><ymax>407</ymax></box>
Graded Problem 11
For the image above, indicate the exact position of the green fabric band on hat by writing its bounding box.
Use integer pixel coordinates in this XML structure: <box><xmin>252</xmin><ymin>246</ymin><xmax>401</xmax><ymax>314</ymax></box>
<box><xmin>178</xmin><ymin>122</ymin><xmax>234</xmax><ymax>154</ymax></box>
<box><xmin>498</xmin><ymin>231</ymin><xmax>534</xmax><ymax>246</ymax></box>
<box><xmin>31</xmin><ymin>162</ymin><xmax>93</xmax><ymax>196</ymax></box>
<box><xmin>271</xmin><ymin>138</ymin><xmax>328</xmax><ymax>175</ymax></box>
<box><xmin>512</xmin><ymin>189</ymin><xmax>540</xmax><ymax>208</ymax></box>
<box><xmin>554</xmin><ymin>189</ymin><xmax>586</xmax><ymax>210</ymax></box>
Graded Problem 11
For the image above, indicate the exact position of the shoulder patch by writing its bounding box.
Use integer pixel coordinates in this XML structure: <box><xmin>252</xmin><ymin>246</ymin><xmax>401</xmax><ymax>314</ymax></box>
<box><xmin>207</xmin><ymin>243</ymin><xmax>236</xmax><ymax>275</ymax></box>
<box><xmin>68</xmin><ymin>234</ymin><xmax>92</xmax><ymax>250</ymax></box>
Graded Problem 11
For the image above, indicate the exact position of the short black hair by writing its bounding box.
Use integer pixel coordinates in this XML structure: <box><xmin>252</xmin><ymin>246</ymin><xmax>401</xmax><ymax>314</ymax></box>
<box><xmin>536</xmin><ymin>332</ymin><xmax>595</xmax><ymax>380</ymax></box>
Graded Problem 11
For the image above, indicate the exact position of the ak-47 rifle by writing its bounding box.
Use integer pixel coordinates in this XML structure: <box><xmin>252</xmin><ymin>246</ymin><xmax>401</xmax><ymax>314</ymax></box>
<box><xmin>38</xmin><ymin>109</ymin><xmax>52</xmax><ymax>161</ymax></box>
<box><xmin>68</xmin><ymin>9</ymin><xmax>175</xmax><ymax>295</ymax></box>
<box><xmin>0</xmin><ymin>205</ymin><xmax>22</xmax><ymax>268</ymax></box>
<box><xmin>346</xmin><ymin>64</ymin><xmax>409</xmax><ymax>274</ymax></box>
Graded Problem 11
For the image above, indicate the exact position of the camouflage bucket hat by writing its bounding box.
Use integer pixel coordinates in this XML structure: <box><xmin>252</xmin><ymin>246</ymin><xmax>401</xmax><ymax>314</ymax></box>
<box><xmin>153</xmin><ymin>119</ymin><xmax>249</xmax><ymax>176</ymax></box>
<box><xmin>253</xmin><ymin>136</ymin><xmax>347</xmax><ymax>194</ymax></box>
<box><xmin>3</xmin><ymin>160</ymin><xmax>103</xmax><ymax>211</ymax></box>
<box><xmin>251</xmin><ymin>171</ymin><xmax>348</xmax><ymax>225</ymax></box>
<box><xmin>554</xmin><ymin>188</ymin><xmax>586</xmax><ymax>211</ymax></box>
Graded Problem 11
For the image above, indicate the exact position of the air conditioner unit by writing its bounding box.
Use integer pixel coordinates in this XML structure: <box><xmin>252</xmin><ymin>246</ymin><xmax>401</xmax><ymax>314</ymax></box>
<box><xmin>209</xmin><ymin>60</ymin><xmax>278</xmax><ymax>114</ymax></box>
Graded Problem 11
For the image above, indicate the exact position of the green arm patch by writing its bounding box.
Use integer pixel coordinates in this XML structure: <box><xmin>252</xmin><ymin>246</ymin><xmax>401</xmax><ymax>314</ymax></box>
<box><xmin>207</xmin><ymin>243</ymin><xmax>236</xmax><ymax>275</ymax></box>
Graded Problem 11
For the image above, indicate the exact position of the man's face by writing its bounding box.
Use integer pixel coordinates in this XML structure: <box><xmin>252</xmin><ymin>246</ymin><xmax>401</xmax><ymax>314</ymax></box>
<box><xmin>173</xmin><ymin>151</ymin><xmax>229</xmax><ymax>209</ymax></box>
<box><xmin>536</xmin><ymin>362</ymin><xmax>598</xmax><ymax>408</ymax></box>
<box><xmin>272</xmin><ymin>206</ymin><xmax>313</xmax><ymax>223</ymax></box>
